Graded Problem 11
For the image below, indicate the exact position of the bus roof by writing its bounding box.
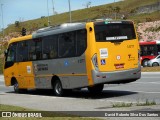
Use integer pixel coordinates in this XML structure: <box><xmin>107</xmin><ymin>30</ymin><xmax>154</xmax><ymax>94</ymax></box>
<box><xmin>8</xmin><ymin>35</ymin><xmax>32</xmax><ymax>45</ymax></box>
<box><xmin>7</xmin><ymin>20</ymin><xmax>135</xmax><ymax>45</ymax></box>
<box><xmin>33</xmin><ymin>22</ymin><xmax>86</xmax><ymax>38</ymax></box>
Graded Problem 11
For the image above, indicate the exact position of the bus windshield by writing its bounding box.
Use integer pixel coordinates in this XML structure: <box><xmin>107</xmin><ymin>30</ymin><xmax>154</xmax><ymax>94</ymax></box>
<box><xmin>95</xmin><ymin>22</ymin><xmax>136</xmax><ymax>42</ymax></box>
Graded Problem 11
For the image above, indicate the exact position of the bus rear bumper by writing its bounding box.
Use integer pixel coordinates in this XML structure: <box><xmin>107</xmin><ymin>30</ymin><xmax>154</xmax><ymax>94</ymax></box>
<box><xmin>92</xmin><ymin>66</ymin><xmax>141</xmax><ymax>84</ymax></box>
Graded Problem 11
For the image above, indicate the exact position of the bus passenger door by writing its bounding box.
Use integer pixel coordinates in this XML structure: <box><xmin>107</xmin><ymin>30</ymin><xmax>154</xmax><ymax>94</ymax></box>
<box><xmin>16</xmin><ymin>62</ymin><xmax>34</xmax><ymax>89</ymax></box>
<box><xmin>16</xmin><ymin>41</ymin><xmax>35</xmax><ymax>89</ymax></box>
<box><xmin>4</xmin><ymin>43</ymin><xmax>18</xmax><ymax>86</ymax></box>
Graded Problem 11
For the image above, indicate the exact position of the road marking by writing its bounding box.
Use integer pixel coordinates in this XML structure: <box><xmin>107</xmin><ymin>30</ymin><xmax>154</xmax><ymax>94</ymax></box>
<box><xmin>133</xmin><ymin>90</ymin><xmax>160</xmax><ymax>94</ymax></box>
<box><xmin>141</xmin><ymin>77</ymin><xmax>160</xmax><ymax>78</ymax></box>
<box><xmin>133</xmin><ymin>82</ymin><xmax>160</xmax><ymax>84</ymax></box>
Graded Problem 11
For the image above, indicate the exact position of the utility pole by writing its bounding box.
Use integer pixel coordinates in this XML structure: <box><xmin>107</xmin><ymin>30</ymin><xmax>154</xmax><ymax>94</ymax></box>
<box><xmin>114</xmin><ymin>0</ymin><xmax>116</xmax><ymax>20</ymax></box>
<box><xmin>47</xmin><ymin>0</ymin><xmax>50</xmax><ymax>26</ymax></box>
<box><xmin>68</xmin><ymin>0</ymin><xmax>72</xmax><ymax>23</ymax></box>
<box><xmin>52</xmin><ymin>0</ymin><xmax>55</xmax><ymax>15</ymax></box>
<box><xmin>1</xmin><ymin>4</ymin><xmax>4</xmax><ymax>36</ymax></box>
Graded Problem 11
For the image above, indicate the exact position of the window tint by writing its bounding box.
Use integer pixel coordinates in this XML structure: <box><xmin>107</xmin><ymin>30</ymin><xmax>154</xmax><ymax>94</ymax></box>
<box><xmin>157</xmin><ymin>56</ymin><xmax>160</xmax><ymax>59</ymax></box>
<box><xmin>95</xmin><ymin>23</ymin><xmax>136</xmax><ymax>42</ymax></box>
<box><xmin>140</xmin><ymin>45</ymin><xmax>157</xmax><ymax>56</ymax></box>
<box><xmin>58</xmin><ymin>32</ymin><xmax>76</xmax><ymax>58</ymax></box>
<box><xmin>17</xmin><ymin>41</ymin><xmax>28</xmax><ymax>62</ymax></box>
<box><xmin>28</xmin><ymin>38</ymin><xmax>42</xmax><ymax>60</ymax></box>
<box><xmin>157</xmin><ymin>45</ymin><xmax>160</xmax><ymax>55</ymax></box>
<box><xmin>42</xmin><ymin>35</ymin><xmax>58</xmax><ymax>59</ymax></box>
<box><xmin>6</xmin><ymin>43</ymin><xmax>17</xmax><ymax>62</ymax></box>
<box><xmin>76</xmin><ymin>29</ymin><xmax>87</xmax><ymax>56</ymax></box>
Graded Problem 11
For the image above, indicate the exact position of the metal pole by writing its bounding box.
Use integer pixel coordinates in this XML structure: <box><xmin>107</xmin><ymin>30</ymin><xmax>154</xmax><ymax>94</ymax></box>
<box><xmin>52</xmin><ymin>0</ymin><xmax>55</xmax><ymax>15</ymax></box>
<box><xmin>1</xmin><ymin>4</ymin><xmax>4</xmax><ymax>36</ymax></box>
<box><xmin>114</xmin><ymin>0</ymin><xmax>116</xmax><ymax>20</ymax></box>
<box><xmin>47</xmin><ymin>0</ymin><xmax>50</xmax><ymax>26</ymax></box>
<box><xmin>68</xmin><ymin>0</ymin><xmax>72</xmax><ymax>23</ymax></box>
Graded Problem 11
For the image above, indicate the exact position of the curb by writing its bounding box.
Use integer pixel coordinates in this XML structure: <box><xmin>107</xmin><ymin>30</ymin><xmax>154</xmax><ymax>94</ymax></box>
<box><xmin>142</xmin><ymin>72</ymin><xmax>160</xmax><ymax>74</ymax></box>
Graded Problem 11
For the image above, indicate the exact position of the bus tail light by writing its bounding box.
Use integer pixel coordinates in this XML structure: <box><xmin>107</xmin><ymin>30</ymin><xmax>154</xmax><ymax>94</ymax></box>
<box><xmin>92</xmin><ymin>54</ymin><xmax>99</xmax><ymax>71</ymax></box>
<box><xmin>92</xmin><ymin>54</ymin><xmax>98</xmax><ymax>70</ymax></box>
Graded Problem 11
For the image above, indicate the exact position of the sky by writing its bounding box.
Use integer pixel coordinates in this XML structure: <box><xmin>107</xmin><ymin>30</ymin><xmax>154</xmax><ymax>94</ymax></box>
<box><xmin>0</xmin><ymin>0</ymin><xmax>118</xmax><ymax>29</ymax></box>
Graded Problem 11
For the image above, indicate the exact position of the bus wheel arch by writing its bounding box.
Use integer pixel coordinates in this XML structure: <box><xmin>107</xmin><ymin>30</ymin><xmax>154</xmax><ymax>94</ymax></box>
<box><xmin>11</xmin><ymin>77</ymin><xmax>27</xmax><ymax>93</ymax></box>
<box><xmin>51</xmin><ymin>76</ymin><xmax>63</xmax><ymax>96</ymax></box>
<box><xmin>142</xmin><ymin>59</ymin><xmax>149</xmax><ymax>67</ymax></box>
<box><xmin>11</xmin><ymin>77</ymin><xmax>20</xmax><ymax>93</ymax></box>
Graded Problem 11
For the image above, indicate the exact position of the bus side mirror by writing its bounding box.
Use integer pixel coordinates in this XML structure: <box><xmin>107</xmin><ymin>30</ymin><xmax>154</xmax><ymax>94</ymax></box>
<box><xmin>4</xmin><ymin>50</ymin><xmax>8</xmax><ymax>57</ymax></box>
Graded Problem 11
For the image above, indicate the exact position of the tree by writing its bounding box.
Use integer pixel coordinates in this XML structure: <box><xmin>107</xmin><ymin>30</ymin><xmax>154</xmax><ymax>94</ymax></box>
<box><xmin>15</xmin><ymin>21</ymin><xmax>20</xmax><ymax>27</ymax></box>
<box><xmin>83</xmin><ymin>1</ymin><xmax>91</xmax><ymax>8</ymax></box>
<box><xmin>114</xmin><ymin>6</ymin><xmax>121</xmax><ymax>13</ymax></box>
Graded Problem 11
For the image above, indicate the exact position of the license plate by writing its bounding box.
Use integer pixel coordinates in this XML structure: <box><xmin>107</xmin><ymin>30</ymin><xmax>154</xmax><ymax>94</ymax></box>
<box><xmin>114</xmin><ymin>63</ymin><xmax>124</xmax><ymax>69</ymax></box>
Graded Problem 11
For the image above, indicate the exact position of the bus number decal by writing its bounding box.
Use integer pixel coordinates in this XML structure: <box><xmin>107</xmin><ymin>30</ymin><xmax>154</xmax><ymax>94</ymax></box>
<box><xmin>100</xmin><ymin>48</ymin><xmax>108</xmax><ymax>58</ymax></box>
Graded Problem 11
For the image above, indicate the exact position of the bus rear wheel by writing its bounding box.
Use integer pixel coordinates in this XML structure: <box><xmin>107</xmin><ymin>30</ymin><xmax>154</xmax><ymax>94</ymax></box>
<box><xmin>88</xmin><ymin>84</ymin><xmax>104</xmax><ymax>94</ymax></box>
<box><xmin>53</xmin><ymin>80</ymin><xmax>63</xmax><ymax>96</ymax></box>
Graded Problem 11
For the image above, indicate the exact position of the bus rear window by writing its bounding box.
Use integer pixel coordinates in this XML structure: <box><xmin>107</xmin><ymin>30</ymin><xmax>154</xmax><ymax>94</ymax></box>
<box><xmin>95</xmin><ymin>23</ymin><xmax>136</xmax><ymax>42</ymax></box>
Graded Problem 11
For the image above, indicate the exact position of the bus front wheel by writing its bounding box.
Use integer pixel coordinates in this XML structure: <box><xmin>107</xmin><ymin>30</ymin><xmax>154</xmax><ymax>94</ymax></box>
<box><xmin>13</xmin><ymin>80</ymin><xmax>19</xmax><ymax>93</ymax></box>
<box><xmin>13</xmin><ymin>80</ymin><xmax>27</xmax><ymax>93</ymax></box>
<box><xmin>53</xmin><ymin>80</ymin><xmax>63</xmax><ymax>96</ymax></box>
<box><xmin>88</xmin><ymin>84</ymin><xmax>104</xmax><ymax>94</ymax></box>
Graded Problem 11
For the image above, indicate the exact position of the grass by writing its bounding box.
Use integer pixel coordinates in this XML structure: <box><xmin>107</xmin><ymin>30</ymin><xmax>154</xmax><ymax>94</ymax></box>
<box><xmin>112</xmin><ymin>102</ymin><xmax>133</xmax><ymax>108</ymax></box>
<box><xmin>0</xmin><ymin>104</ymin><xmax>100</xmax><ymax>120</ymax></box>
<box><xmin>142</xmin><ymin>66</ymin><xmax>160</xmax><ymax>72</ymax></box>
<box><xmin>112</xmin><ymin>99</ymin><xmax>157</xmax><ymax>108</ymax></box>
<box><xmin>136</xmin><ymin>99</ymin><xmax>157</xmax><ymax>106</ymax></box>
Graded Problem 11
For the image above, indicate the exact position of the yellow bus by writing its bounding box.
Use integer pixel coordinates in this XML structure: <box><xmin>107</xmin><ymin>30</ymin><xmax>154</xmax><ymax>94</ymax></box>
<box><xmin>3</xmin><ymin>20</ymin><xmax>141</xmax><ymax>96</ymax></box>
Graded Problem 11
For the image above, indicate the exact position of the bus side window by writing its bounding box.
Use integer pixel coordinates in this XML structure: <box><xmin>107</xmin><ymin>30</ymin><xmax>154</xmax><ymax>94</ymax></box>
<box><xmin>28</xmin><ymin>39</ymin><xmax>42</xmax><ymax>60</ymax></box>
<box><xmin>42</xmin><ymin>35</ymin><xmax>58</xmax><ymax>59</ymax></box>
<box><xmin>76</xmin><ymin>29</ymin><xmax>87</xmax><ymax>56</ymax></box>
<box><xmin>58</xmin><ymin>32</ymin><xmax>76</xmax><ymax>58</ymax></box>
<box><xmin>17</xmin><ymin>41</ymin><xmax>28</xmax><ymax>62</ymax></box>
<box><xmin>157</xmin><ymin>45</ymin><xmax>160</xmax><ymax>55</ymax></box>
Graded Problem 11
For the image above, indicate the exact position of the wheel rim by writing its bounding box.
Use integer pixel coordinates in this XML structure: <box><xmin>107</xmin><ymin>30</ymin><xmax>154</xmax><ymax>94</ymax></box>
<box><xmin>14</xmin><ymin>82</ymin><xmax>18</xmax><ymax>92</ymax></box>
<box><xmin>55</xmin><ymin>82</ymin><xmax>62</xmax><ymax>95</ymax></box>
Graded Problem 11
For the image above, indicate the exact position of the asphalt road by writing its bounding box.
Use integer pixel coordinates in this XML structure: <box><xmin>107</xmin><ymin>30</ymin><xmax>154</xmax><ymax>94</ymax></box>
<box><xmin>0</xmin><ymin>73</ymin><xmax>160</xmax><ymax>103</ymax></box>
<box><xmin>0</xmin><ymin>73</ymin><xmax>160</xmax><ymax>119</ymax></box>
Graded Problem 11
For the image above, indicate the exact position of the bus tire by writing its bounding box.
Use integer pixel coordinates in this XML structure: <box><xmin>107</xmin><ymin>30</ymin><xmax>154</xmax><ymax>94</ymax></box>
<box><xmin>152</xmin><ymin>62</ymin><xmax>159</xmax><ymax>67</ymax></box>
<box><xmin>142</xmin><ymin>59</ymin><xmax>149</xmax><ymax>67</ymax></box>
<box><xmin>13</xmin><ymin>80</ymin><xmax>19</xmax><ymax>93</ymax></box>
<box><xmin>53</xmin><ymin>80</ymin><xmax>63</xmax><ymax>96</ymax></box>
<box><xmin>88</xmin><ymin>84</ymin><xmax>104</xmax><ymax>94</ymax></box>
<box><xmin>13</xmin><ymin>80</ymin><xmax>27</xmax><ymax>93</ymax></box>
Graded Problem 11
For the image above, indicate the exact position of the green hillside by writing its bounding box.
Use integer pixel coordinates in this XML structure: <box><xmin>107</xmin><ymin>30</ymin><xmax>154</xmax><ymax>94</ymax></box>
<box><xmin>1</xmin><ymin>0</ymin><xmax>160</xmax><ymax>37</ymax></box>
<box><xmin>0</xmin><ymin>0</ymin><xmax>160</xmax><ymax>73</ymax></box>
